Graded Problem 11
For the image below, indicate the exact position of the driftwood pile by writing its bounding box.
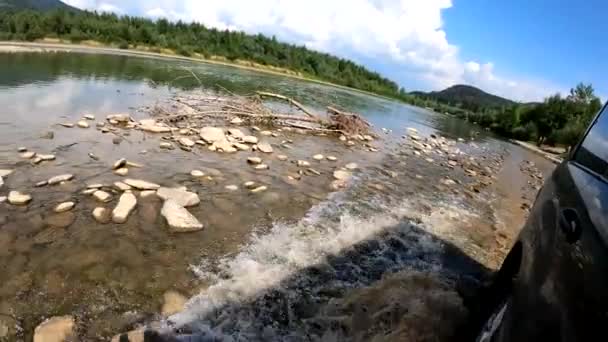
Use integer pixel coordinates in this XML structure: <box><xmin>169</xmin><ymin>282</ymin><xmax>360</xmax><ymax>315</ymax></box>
<box><xmin>147</xmin><ymin>90</ymin><xmax>371</xmax><ymax>135</ymax></box>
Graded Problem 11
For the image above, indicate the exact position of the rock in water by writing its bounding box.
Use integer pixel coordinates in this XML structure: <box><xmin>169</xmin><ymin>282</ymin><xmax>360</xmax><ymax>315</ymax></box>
<box><xmin>230</xmin><ymin>117</ymin><xmax>244</xmax><ymax>125</ymax></box>
<box><xmin>297</xmin><ymin>160</ymin><xmax>310</xmax><ymax>167</ymax></box>
<box><xmin>59</xmin><ymin>123</ymin><xmax>74</xmax><ymax>128</ymax></box>
<box><xmin>93</xmin><ymin>190</ymin><xmax>112</xmax><ymax>203</ymax></box>
<box><xmin>179</xmin><ymin>137</ymin><xmax>196</xmax><ymax>147</ymax></box>
<box><xmin>140</xmin><ymin>190</ymin><xmax>157</xmax><ymax>199</ymax></box>
<box><xmin>327</xmin><ymin>156</ymin><xmax>338</xmax><ymax>161</ymax></box>
<box><xmin>157</xmin><ymin>187</ymin><xmax>200</xmax><ymax>207</ymax></box>
<box><xmin>92</xmin><ymin>207</ymin><xmax>111</xmax><ymax>224</ymax></box>
<box><xmin>0</xmin><ymin>169</ymin><xmax>13</xmax><ymax>178</ymax></box>
<box><xmin>112</xmin><ymin>192</ymin><xmax>137</xmax><ymax>223</ymax></box>
<box><xmin>199</xmin><ymin>127</ymin><xmax>225</xmax><ymax>143</ymax></box>
<box><xmin>39</xmin><ymin>154</ymin><xmax>56</xmax><ymax>161</ymax></box>
<box><xmin>247</xmin><ymin>157</ymin><xmax>262</xmax><ymax>165</ymax></box>
<box><xmin>20</xmin><ymin>151</ymin><xmax>36</xmax><ymax>159</ymax></box>
<box><xmin>277</xmin><ymin>155</ymin><xmax>288</xmax><ymax>161</ymax></box>
<box><xmin>0</xmin><ymin>176</ymin><xmax>3</xmax><ymax>188</ymax></box>
<box><xmin>333</xmin><ymin>170</ymin><xmax>351</xmax><ymax>181</ymax></box>
<box><xmin>8</xmin><ymin>191</ymin><xmax>31</xmax><ymax>205</ymax></box>
<box><xmin>54</xmin><ymin>202</ymin><xmax>75</xmax><ymax>213</ymax></box>
<box><xmin>254</xmin><ymin>164</ymin><xmax>269</xmax><ymax>170</ymax></box>
<box><xmin>162</xmin><ymin>290</ymin><xmax>188</xmax><ymax>316</ymax></box>
<box><xmin>345</xmin><ymin>163</ymin><xmax>358</xmax><ymax>170</ymax></box>
<box><xmin>114</xmin><ymin>182</ymin><xmax>131</xmax><ymax>191</ymax></box>
<box><xmin>123</xmin><ymin>179</ymin><xmax>160</xmax><ymax>190</ymax></box>
<box><xmin>40</xmin><ymin>131</ymin><xmax>55</xmax><ymax>139</ymax></box>
<box><xmin>190</xmin><ymin>170</ymin><xmax>205</xmax><ymax>177</ymax></box>
<box><xmin>48</xmin><ymin>174</ymin><xmax>74</xmax><ymax>185</ymax></box>
<box><xmin>212</xmin><ymin>139</ymin><xmax>237</xmax><ymax>153</ymax></box>
<box><xmin>225</xmin><ymin>185</ymin><xmax>239</xmax><ymax>191</ymax></box>
<box><xmin>113</xmin><ymin>158</ymin><xmax>127</xmax><ymax>170</ymax></box>
<box><xmin>161</xmin><ymin>199</ymin><xmax>204</xmax><ymax>233</ymax></box>
<box><xmin>257</xmin><ymin>142</ymin><xmax>273</xmax><ymax>153</ymax></box>
<box><xmin>313</xmin><ymin>154</ymin><xmax>324</xmax><ymax>161</ymax></box>
<box><xmin>77</xmin><ymin>120</ymin><xmax>89</xmax><ymax>128</ymax></box>
<box><xmin>233</xmin><ymin>142</ymin><xmax>249</xmax><ymax>151</ymax></box>
<box><xmin>114</xmin><ymin>168</ymin><xmax>129</xmax><ymax>176</ymax></box>
<box><xmin>227</xmin><ymin>128</ymin><xmax>245</xmax><ymax>139</ymax></box>
<box><xmin>242</xmin><ymin>136</ymin><xmax>258</xmax><ymax>144</ymax></box>
<box><xmin>33</xmin><ymin>316</ymin><xmax>76</xmax><ymax>342</ymax></box>
<box><xmin>160</xmin><ymin>142</ymin><xmax>174</xmax><ymax>149</ymax></box>
<box><xmin>250</xmin><ymin>185</ymin><xmax>268</xmax><ymax>193</ymax></box>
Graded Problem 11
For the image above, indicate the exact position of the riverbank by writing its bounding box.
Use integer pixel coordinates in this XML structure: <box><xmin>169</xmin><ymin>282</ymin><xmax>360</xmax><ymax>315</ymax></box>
<box><xmin>510</xmin><ymin>139</ymin><xmax>564</xmax><ymax>164</ymax></box>
<box><xmin>0</xmin><ymin>40</ymin><xmax>399</xmax><ymax>103</ymax></box>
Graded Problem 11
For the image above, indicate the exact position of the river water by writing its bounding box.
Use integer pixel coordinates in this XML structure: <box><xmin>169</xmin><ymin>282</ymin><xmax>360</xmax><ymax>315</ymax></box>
<box><xmin>0</xmin><ymin>51</ymin><xmax>553</xmax><ymax>341</ymax></box>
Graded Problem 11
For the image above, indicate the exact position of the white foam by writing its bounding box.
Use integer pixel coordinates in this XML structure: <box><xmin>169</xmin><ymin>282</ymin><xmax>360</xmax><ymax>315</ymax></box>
<box><xmin>166</xmin><ymin>190</ymin><xmax>460</xmax><ymax>335</ymax></box>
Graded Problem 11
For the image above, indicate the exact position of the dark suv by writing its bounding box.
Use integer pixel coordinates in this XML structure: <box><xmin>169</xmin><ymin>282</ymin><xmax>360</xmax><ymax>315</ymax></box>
<box><xmin>475</xmin><ymin>103</ymin><xmax>608</xmax><ymax>341</ymax></box>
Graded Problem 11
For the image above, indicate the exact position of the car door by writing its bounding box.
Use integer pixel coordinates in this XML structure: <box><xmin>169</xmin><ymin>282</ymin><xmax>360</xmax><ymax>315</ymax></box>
<box><xmin>500</xmin><ymin>104</ymin><xmax>608</xmax><ymax>341</ymax></box>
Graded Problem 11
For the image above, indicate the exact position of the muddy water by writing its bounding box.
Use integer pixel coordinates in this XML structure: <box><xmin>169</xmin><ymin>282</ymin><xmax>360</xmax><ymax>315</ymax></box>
<box><xmin>0</xmin><ymin>51</ymin><xmax>543</xmax><ymax>341</ymax></box>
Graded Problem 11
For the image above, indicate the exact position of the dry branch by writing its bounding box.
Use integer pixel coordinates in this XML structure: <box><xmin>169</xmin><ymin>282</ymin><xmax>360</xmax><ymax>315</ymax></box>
<box><xmin>256</xmin><ymin>91</ymin><xmax>319</xmax><ymax>119</ymax></box>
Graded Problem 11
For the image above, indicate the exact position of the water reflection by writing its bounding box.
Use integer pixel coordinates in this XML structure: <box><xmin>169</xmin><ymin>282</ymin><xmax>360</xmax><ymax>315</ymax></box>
<box><xmin>0</xmin><ymin>52</ymin><xmax>490</xmax><ymax>143</ymax></box>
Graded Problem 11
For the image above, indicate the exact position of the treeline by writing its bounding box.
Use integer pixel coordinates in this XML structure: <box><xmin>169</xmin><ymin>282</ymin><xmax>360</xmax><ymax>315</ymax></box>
<box><xmin>0</xmin><ymin>9</ymin><xmax>409</xmax><ymax>99</ymax></box>
<box><xmin>414</xmin><ymin>83</ymin><xmax>602</xmax><ymax>148</ymax></box>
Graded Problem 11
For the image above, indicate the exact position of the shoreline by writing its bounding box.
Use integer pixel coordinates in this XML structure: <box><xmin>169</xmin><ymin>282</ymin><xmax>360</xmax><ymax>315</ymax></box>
<box><xmin>509</xmin><ymin>140</ymin><xmax>563</xmax><ymax>164</ymax></box>
<box><xmin>0</xmin><ymin>41</ymin><xmax>398</xmax><ymax>103</ymax></box>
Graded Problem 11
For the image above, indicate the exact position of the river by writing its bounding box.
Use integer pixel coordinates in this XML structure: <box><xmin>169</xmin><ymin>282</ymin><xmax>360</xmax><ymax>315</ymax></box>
<box><xmin>0</xmin><ymin>50</ymin><xmax>554</xmax><ymax>341</ymax></box>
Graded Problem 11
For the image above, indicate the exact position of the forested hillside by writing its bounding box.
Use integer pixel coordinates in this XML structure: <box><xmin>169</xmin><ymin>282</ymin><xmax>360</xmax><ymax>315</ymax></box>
<box><xmin>0</xmin><ymin>0</ymin><xmax>77</xmax><ymax>11</ymax></box>
<box><xmin>0</xmin><ymin>8</ymin><xmax>408</xmax><ymax>99</ymax></box>
<box><xmin>411</xmin><ymin>85</ymin><xmax>515</xmax><ymax>112</ymax></box>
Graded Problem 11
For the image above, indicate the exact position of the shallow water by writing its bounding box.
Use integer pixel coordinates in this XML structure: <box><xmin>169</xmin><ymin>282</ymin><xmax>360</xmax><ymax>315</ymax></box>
<box><xmin>0</xmin><ymin>51</ymin><xmax>535</xmax><ymax>340</ymax></box>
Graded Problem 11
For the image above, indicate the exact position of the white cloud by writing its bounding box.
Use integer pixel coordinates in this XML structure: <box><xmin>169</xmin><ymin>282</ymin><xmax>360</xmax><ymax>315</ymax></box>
<box><xmin>63</xmin><ymin>0</ymin><xmax>562</xmax><ymax>102</ymax></box>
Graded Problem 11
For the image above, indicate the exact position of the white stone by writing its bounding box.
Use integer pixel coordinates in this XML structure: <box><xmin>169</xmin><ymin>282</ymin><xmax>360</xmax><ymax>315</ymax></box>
<box><xmin>250</xmin><ymin>185</ymin><xmax>268</xmax><ymax>193</ymax></box>
<box><xmin>407</xmin><ymin>127</ymin><xmax>418</xmax><ymax>134</ymax></box>
<box><xmin>107</xmin><ymin>114</ymin><xmax>131</xmax><ymax>123</ymax></box>
<box><xmin>254</xmin><ymin>164</ymin><xmax>269</xmax><ymax>170</ymax></box>
<box><xmin>297</xmin><ymin>160</ymin><xmax>311</xmax><ymax>167</ymax></box>
<box><xmin>327</xmin><ymin>156</ymin><xmax>337</xmax><ymax>161</ymax></box>
<box><xmin>54</xmin><ymin>202</ymin><xmax>75</xmax><ymax>213</ymax></box>
<box><xmin>33</xmin><ymin>316</ymin><xmax>75</xmax><ymax>342</ymax></box>
<box><xmin>8</xmin><ymin>191</ymin><xmax>32</xmax><ymax>205</ymax></box>
<box><xmin>112</xmin><ymin>192</ymin><xmax>137</xmax><ymax>223</ymax></box>
<box><xmin>213</xmin><ymin>139</ymin><xmax>237</xmax><ymax>153</ymax></box>
<box><xmin>227</xmin><ymin>128</ymin><xmax>245</xmax><ymax>139</ymax></box>
<box><xmin>179</xmin><ymin>128</ymin><xmax>190</xmax><ymax>135</ymax></box>
<box><xmin>233</xmin><ymin>142</ymin><xmax>249</xmax><ymax>151</ymax></box>
<box><xmin>87</xmin><ymin>183</ymin><xmax>104</xmax><ymax>189</ymax></box>
<box><xmin>345</xmin><ymin>163</ymin><xmax>358</xmax><ymax>170</ymax></box>
<box><xmin>160</xmin><ymin>142</ymin><xmax>173</xmax><ymax>149</ymax></box>
<box><xmin>244</xmin><ymin>181</ymin><xmax>256</xmax><ymax>189</ymax></box>
<box><xmin>35</xmin><ymin>181</ymin><xmax>48</xmax><ymax>187</ymax></box>
<box><xmin>161</xmin><ymin>199</ymin><xmax>203</xmax><ymax>232</ymax></box>
<box><xmin>260</xmin><ymin>130</ymin><xmax>272</xmax><ymax>136</ymax></box>
<box><xmin>0</xmin><ymin>196</ymin><xmax>6</xmax><ymax>203</ymax></box>
<box><xmin>84</xmin><ymin>114</ymin><xmax>95</xmax><ymax>120</ymax></box>
<box><xmin>59</xmin><ymin>123</ymin><xmax>74</xmax><ymax>128</ymax></box>
<box><xmin>230</xmin><ymin>117</ymin><xmax>244</xmax><ymax>125</ymax></box>
<box><xmin>190</xmin><ymin>170</ymin><xmax>205</xmax><ymax>177</ymax></box>
<box><xmin>39</xmin><ymin>154</ymin><xmax>56</xmax><ymax>161</ymax></box>
<box><xmin>92</xmin><ymin>207</ymin><xmax>110</xmax><ymax>223</ymax></box>
<box><xmin>339</xmin><ymin>135</ymin><xmax>347</xmax><ymax>141</ymax></box>
<box><xmin>313</xmin><ymin>154</ymin><xmax>324</xmax><ymax>161</ymax></box>
<box><xmin>20</xmin><ymin>151</ymin><xmax>36</xmax><ymax>159</ymax></box>
<box><xmin>113</xmin><ymin>158</ymin><xmax>127</xmax><ymax>170</ymax></box>
<box><xmin>114</xmin><ymin>168</ymin><xmax>129</xmax><ymax>176</ymax></box>
<box><xmin>363</xmin><ymin>135</ymin><xmax>374</xmax><ymax>141</ymax></box>
<box><xmin>247</xmin><ymin>157</ymin><xmax>263</xmax><ymax>165</ymax></box>
<box><xmin>333</xmin><ymin>170</ymin><xmax>351</xmax><ymax>181</ymax></box>
<box><xmin>442</xmin><ymin>178</ymin><xmax>457</xmax><ymax>186</ymax></box>
<box><xmin>157</xmin><ymin>187</ymin><xmax>200</xmax><ymax>207</ymax></box>
<box><xmin>93</xmin><ymin>190</ymin><xmax>112</xmax><ymax>203</ymax></box>
<box><xmin>123</xmin><ymin>179</ymin><xmax>160</xmax><ymax>190</ymax></box>
<box><xmin>277</xmin><ymin>155</ymin><xmax>288</xmax><ymax>161</ymax></box>
<box><xmin>0</xmin><ymin>176</ymin><xmax>3</xmax><ymax>188</ymax></box>
<box><xmin>0</xmin><ymin>169</ymin><xmax>13</xmax><ymax>178</ymax></box>
<box><xmin>257</xmin><ymin>142</ymin><xmax>273</xmax><ymax>153</ymax></box>
<box><xmin>82</xmin><ymin>188</ymin><xmax>97</xmax><ymax>195</ymax></box>
<box><xmin>199</xmin><ymin>126</ymin><xmax>226</xmax><ymax>143</ymax></box>
<box><xmin>242</xmin><ymin>136</ymin><xmax>258</xmax><ymax>144</ymax></box>
<box><xmin>140</xmin><ymin>119</ymin><xmax>171</xmax><ymax>133</ymax></box>
<box><xmin>225</xmin><ymin>185</ymin><xmax>239</xmax><ymax>191</ymax></box>
<box><xmin>114</xmin><ymin>181</ymin><xmax>131</xmax><ymax>191</ymax></box>
<box><xmin>179</xmin><ymin>137</ymin><xmax>196</xmax><ymax>147</ymax></box>
<box><xmin>77</xmin><ymin>120</ymin><xmax>89</xmax><ymax>128</ymax></box>
<box><xmin>140</xmin><ymin>190</ymin><xmax>157</xmax><ymax>199</ymax></box>
<box><xmin>48</xmin><ymin>174</ymin><xmax>73</xmax><ymax>185</ymax></box>
<box><xmin>346</xmin><ymin>141</ymin><xmax>356</xmax><ymax>146</ymax></box>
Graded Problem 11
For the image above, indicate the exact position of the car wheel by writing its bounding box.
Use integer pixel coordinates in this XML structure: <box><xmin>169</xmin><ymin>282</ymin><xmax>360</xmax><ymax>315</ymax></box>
<box><xmin>475</xmin><ymin>298</ymin><xmax>510</xmax><ymax>342</ymax></box>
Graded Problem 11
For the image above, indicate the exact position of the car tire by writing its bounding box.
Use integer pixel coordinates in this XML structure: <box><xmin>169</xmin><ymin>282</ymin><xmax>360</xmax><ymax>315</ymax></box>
<box><xmin>475</xmin><ymin>297</ymin><xmax>510</xmax><ymax>342</ymax></box>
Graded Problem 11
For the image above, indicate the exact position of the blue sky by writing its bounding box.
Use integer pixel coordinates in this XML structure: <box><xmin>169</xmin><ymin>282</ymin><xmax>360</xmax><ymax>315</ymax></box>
<box><xmin>444</xmin><ymin>0</ymin><xmax>606</xmax><ymax>100</ymax></box>
<box><xmin>64</xmin><ymin>0</ymin><xmax>604</xmax><ymax>102</ymax></box>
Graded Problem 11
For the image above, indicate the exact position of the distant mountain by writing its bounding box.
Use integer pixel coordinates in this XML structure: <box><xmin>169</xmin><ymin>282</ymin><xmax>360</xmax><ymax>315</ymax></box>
<box><xmin>0</xmin><ymin>0</ymin><xmax>78</xmax><ymax>11</ymax></box>
<box><xmin>411</xmin><ymin>84</ymin><xmax>516</xmax><ymax>109</ymax></box>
